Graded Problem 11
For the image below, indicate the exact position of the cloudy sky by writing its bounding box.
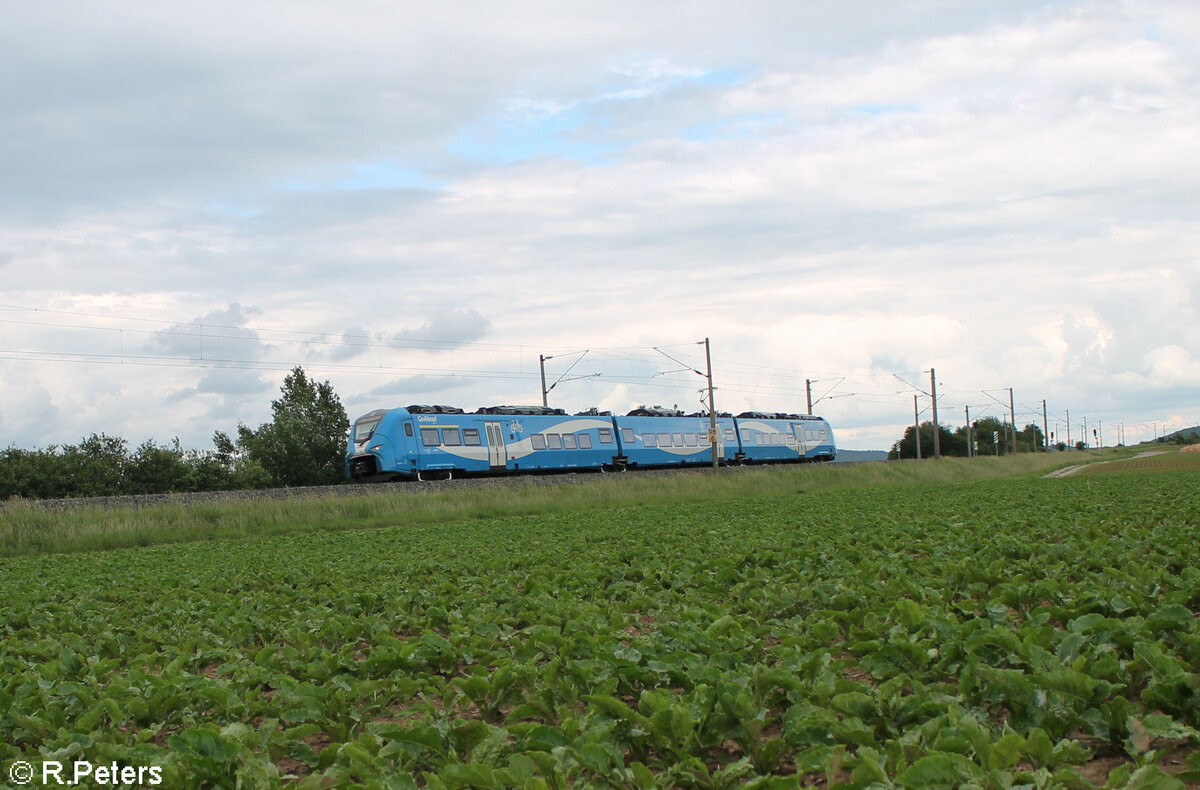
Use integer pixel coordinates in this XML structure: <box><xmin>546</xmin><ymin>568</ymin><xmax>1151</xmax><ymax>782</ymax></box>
<box><xmin>2</xmin><ymin>0</ymin><xmax>1197</xmax><ymax>453</ymax></box>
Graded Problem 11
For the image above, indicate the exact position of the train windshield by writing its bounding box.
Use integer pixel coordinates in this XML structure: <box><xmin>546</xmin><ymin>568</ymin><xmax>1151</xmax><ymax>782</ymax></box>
<box><xmin>354</xmin><ymin>416</ymin><xmax>382</xmax><ymax>443</ymax></box>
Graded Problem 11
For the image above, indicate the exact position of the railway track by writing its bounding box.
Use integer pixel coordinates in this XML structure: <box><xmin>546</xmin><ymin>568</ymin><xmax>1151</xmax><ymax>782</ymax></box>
<box><xmin>5</xmin><ymin>462</ymin><xmax>819</xmax><ymax>511</ymax></box>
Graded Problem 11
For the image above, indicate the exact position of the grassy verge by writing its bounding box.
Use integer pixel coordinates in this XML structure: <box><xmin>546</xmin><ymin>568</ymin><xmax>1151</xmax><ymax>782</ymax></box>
<box><xmin>0</xmin><ymin>448</ymin><xmax>1134</xmax><ymax>558</ymax></box>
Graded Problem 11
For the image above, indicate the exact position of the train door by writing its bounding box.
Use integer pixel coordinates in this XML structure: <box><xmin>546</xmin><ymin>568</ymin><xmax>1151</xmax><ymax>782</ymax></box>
<box><xmin>791</xmin><ymin>423</ymin><xmax>808</xmax><ymax>459</ymax></box>
<box><xmin>484</xmin><ymin>422</ymin><xmax>507</xmax><ymax>470</ymax></box>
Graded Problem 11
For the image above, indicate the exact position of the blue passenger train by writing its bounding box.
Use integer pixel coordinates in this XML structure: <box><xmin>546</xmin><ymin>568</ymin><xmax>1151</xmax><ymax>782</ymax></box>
<box><xmin>345</xmin><ymin>404</ymin><xmax>836</xmax><ymax>481</ymax></box>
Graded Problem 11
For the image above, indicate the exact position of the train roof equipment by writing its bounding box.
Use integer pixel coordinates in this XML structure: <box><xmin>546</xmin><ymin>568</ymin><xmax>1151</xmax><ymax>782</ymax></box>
<box><xmin>474</xmin><ymin>405</ymin><xmax>567</xmax><ymax>415</ymax></box>
<box><xmin>627</xmin><ymin>406</ymin><xmax>685</xmax><ymax>417</ymax></box>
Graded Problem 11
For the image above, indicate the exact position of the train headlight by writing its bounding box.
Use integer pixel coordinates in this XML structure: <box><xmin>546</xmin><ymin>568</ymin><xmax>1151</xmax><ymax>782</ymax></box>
<box><xmin>370</xmin><ymin>444</ymin><xmax>384</xmax><ymax>452</ymax></box>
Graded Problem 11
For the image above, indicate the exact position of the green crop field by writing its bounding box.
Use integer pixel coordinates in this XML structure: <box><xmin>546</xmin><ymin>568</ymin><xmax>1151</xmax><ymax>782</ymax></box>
<box><xmin>2</xmin><ymin>461</ymin><xmax>1198</xmax><ymax>788</ymax></box>
<box><xmin>1073</xmin><ymin>451</ymin><xmax>1200</xmax><ymax>477</ymax></box>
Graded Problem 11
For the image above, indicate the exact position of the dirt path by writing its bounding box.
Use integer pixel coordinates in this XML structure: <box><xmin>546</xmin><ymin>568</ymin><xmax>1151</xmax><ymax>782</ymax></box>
<box><xmin>1043</xmin><ymin>451</ymin><xmax>1168</xmax><ymax>478</ymax></box>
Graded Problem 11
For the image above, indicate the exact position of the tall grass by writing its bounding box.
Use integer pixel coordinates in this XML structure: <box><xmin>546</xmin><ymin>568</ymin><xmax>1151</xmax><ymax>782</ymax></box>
<box><xmin>0</xmin><ymin>450</ymin><xmax>1120</xmax><ymax>558</ymax></box>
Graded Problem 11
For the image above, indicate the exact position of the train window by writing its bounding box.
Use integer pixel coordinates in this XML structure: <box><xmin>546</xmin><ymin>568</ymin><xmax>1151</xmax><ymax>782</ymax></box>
<box><xmin>463</xmin><ymin>428</ymin><xmax>481</xmax><ymax>446</ymax></box>
<box><xmin>420</xmin><ymin>428</ymin><xmax>441</xmax><ymax>446</ymax></box>
<box><xmin>404</xmin><ymin>423</ymin><xmax>414</xmax><ymax>437</ymax></box>
<box><xmin>598</xmin><ymin>428</ymin><xmax>613</xmax><ymax>444</ymax></box>
<box><xmin>442</xmin><ymin>428</ymin><xmax>462</xmax><ymax>446</ymax></box>
<box><xmin>531</xmin><ymin>434</ymin><xmax>546</xmax><ymax>450</ymax></box>
<box><xmin>671</xmin><ymin>433</ymin><xmax>683</xmax><ymax>446</ymax></box>
<box><xmin>546</xmin><ymin>434</ymin><xmax>563</xmax><ymax>450</ymax></box>
<box><xmin>577</xmin><ymin>433</ymin><xmax>593</xmax><ymax>449</ymax></box>
<box><xmin>724</xmin><ymin>428</ymin><xmax>735</xmax><ymax>442</ymax></box>
<box><xmin>684</xmin><ymin>434</ymin><xmax>698</xmax><ymax>447</ymax></box>
<box><xmin>562</xmin><ymin>434</ymin><xmax>578</xmax><ymax>450</ymax></box>
<box><xmin>642</xmin><ymin>433</ymin><xmax>657</xmax><ymax>447</ymax></box>
<box><xmin>354</xmin><ymin>416</ymin><xmax>382</xmax><ymax>442</ymax></box>
<box><xmin>622</xmin><ymin>428</ymin><xmax>635</xmax><ymax>443</ymax></box>
<box><xmin>657</xmin><ymin>433</ymin><xmax>672</xmax><ymax>447</ymax></box>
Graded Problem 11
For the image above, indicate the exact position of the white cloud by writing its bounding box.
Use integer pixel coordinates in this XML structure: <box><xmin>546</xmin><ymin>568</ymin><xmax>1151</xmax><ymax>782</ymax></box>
<box><xmin>394</xmin><ymin>308</ymin><xmax>493</xmax><ymax>346</ymax></box>
<box><xmin>2</xmin><ymin>0</ymin><xmax>1199</xmax><ymax>452</ymax></box>
<box><xmin>1143</xmin><ymin>345</ymin><xmax>1200</xmax><ymax>388</ymax></box>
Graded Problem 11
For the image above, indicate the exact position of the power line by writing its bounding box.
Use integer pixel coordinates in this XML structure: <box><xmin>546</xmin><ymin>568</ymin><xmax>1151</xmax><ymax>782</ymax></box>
<box><xmin>5</xmin><ymin>303</ymin><xmax>1162</xmax><ymax>443</ymax></box>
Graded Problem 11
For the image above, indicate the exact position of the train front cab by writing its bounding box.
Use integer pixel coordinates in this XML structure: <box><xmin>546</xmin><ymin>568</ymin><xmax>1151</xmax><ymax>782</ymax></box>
<box><xmin>348</xmin><ymin>407</ymin><xmax>516</xmax><ymax>480</ymax></box>
<box><xmin>346</xmin><ymin>408</ymin><xmax>414</xmax><ymax>480</ymax></box>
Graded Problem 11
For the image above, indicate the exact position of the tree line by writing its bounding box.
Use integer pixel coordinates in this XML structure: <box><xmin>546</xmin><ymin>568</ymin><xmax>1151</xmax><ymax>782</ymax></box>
<box><xmin>888</xmin><ymin>418</ymin><xmax>1048</xmax><ymax>460</ymax></box>
<box><xmin>1</xmin><ymin>368</ymin><xmax>350</xmax><ymax>500</ymax></box>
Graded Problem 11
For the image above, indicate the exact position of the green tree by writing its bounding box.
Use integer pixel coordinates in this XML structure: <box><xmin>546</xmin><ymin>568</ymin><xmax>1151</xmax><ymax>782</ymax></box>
<box><xmin>0</xmin><ymin>446</ymin><xmax>62</xmax><ymax>500</ymax></box>
<box><xmin>125</xmin><ymin>438</ymin><xmax>191</xmax><ymax>494</ymax></box>
<box><xmin>966</xmin><ymin>418</ymin><xmax>1044</xmax><ymax>455</ymax></box>
<box><xmin>888</xmin><ymin>421</ymin><xmax>967</xmax><ymax>459</ymax></box>
<box><xmin>236</xmin><ymin>367</ymin><xmax>349</xmax><ymax>486</ymax></box>
<box><xmin>62</xmin><ymin>433</ymin><xmax>129</xmax><ymax>496</ymax></box>
<box><xmin>204</xmin><ymin>430</ymin><xmax>272</xmax><ymax>490</ymax></box>
<box><xmin>1017</xmin><ymin>423</ymin><xmax>1046</xmax><ymax>452</ymax></box>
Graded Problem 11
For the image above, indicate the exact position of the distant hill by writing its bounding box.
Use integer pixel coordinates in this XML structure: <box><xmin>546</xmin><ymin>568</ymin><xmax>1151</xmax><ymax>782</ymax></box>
<box><xmin>1164</xmin><ymin>426</ymin><xmax>1200</xmax><ymax>441</ymax></box>
<box><xmin>832</xmin><ymin>449</ymin><xmax>888</xmax><ymax>463</ymax></box>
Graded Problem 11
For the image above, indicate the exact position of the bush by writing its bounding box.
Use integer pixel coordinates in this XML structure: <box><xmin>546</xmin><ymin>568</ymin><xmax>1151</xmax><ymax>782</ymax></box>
<box><xmin>0</xmin><ymin>435</ymin><xmax>273</xmax><ymax>501</ymax></box>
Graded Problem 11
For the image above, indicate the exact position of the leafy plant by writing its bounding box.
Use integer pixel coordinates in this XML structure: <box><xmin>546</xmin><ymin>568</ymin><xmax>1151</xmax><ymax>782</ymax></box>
<box><xmin>1</xmin><ymin>469</ymin><xmax>1198</xmax><ymax>785</ymax></box>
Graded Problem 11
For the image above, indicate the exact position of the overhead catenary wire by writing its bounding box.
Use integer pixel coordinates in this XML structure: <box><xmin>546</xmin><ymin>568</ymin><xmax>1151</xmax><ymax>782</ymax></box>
<box><xmin>4</xmin><ymin>302</ymin><xmax>1161</xmax><ymax>445</ymax></box>
<box><xmin>0</xmin><ymin>303</ymin><xmax>943</xmax><ymax>398</ymax></box>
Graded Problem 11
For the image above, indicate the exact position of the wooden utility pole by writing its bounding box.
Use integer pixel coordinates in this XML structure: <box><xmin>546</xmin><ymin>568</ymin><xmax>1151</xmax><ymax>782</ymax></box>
<box><xmin>1042</xmin><ymin>400</ymin><xmax>1049</xmax><ymax>452</ymax></box>
<box><xmin>930</xmin><ymin>368</ymin><xmax>941</xmax><ymax>459</ymax></box>
<box><xmin>805</xmin><ymin>379</ymin><xmax>813</xmax><ymax>415</ymax></box>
